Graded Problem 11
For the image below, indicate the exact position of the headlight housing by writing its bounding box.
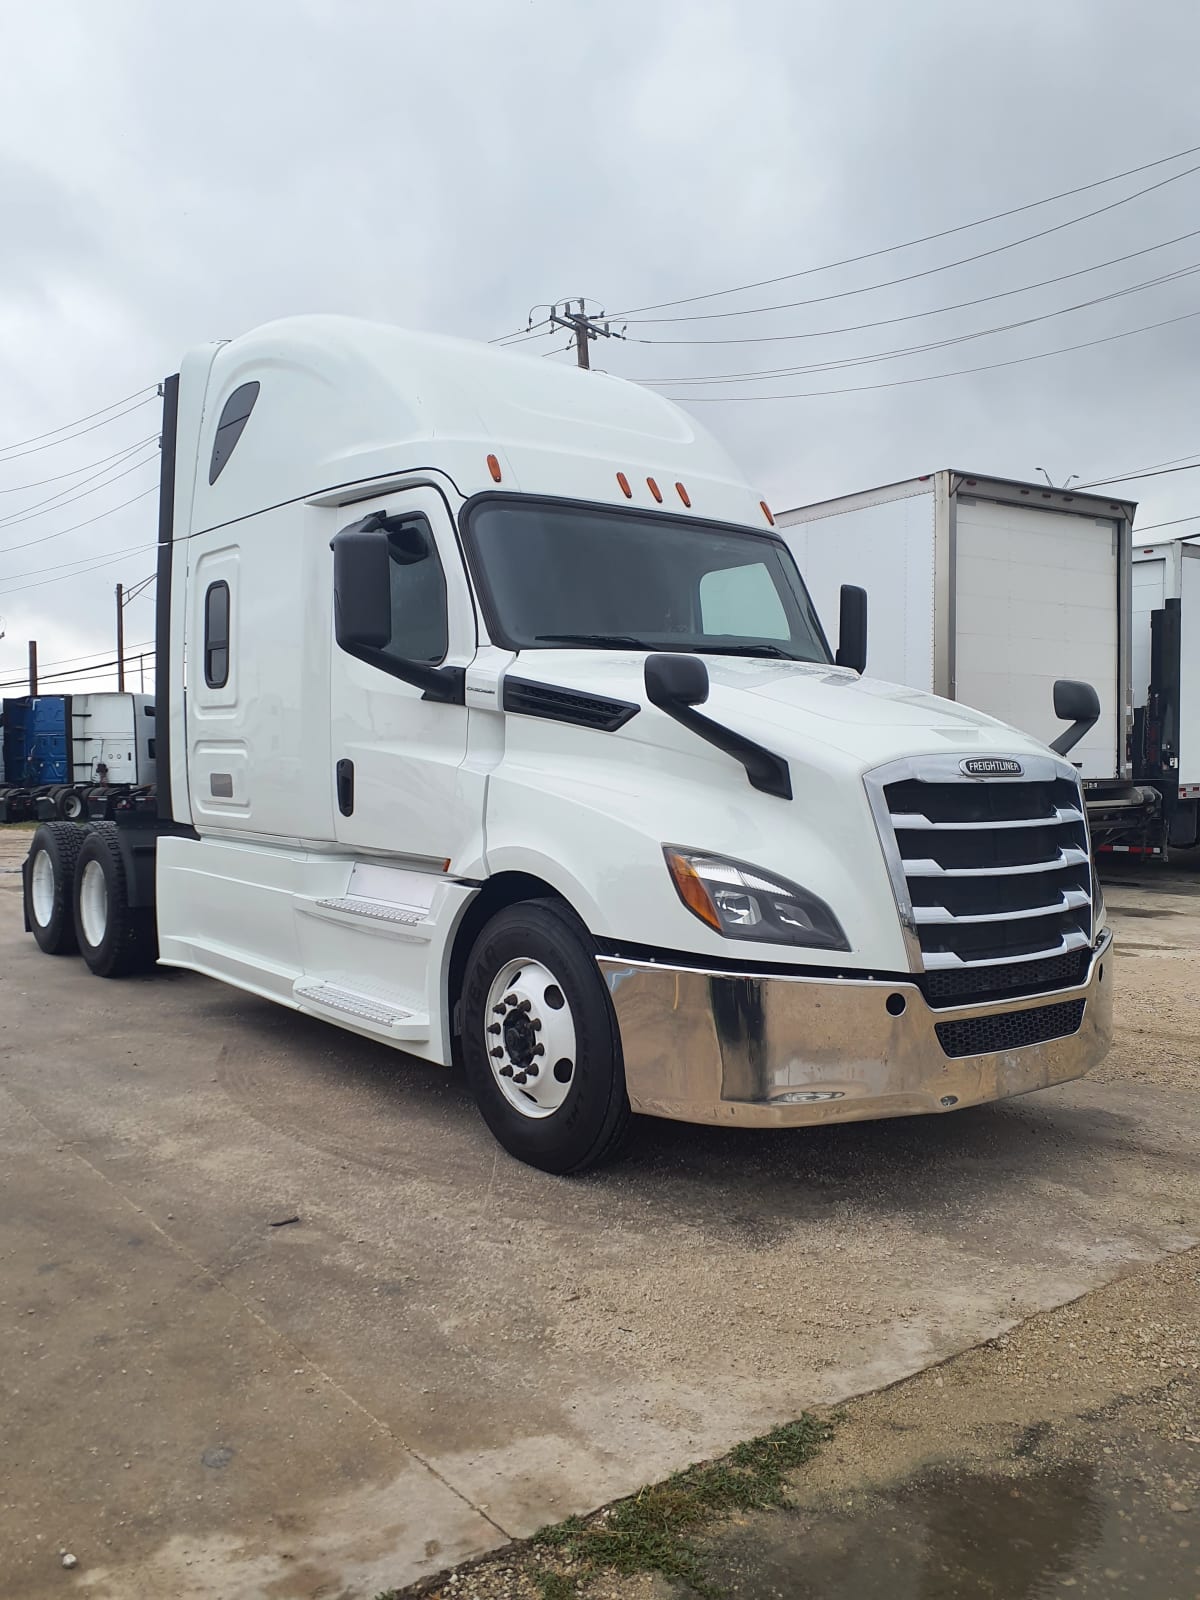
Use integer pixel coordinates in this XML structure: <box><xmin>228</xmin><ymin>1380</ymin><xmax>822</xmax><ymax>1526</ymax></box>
<box><xmin>663</xmin><ymin>846</ymin><xmax>850</xmax><ymax>951</ymax></box>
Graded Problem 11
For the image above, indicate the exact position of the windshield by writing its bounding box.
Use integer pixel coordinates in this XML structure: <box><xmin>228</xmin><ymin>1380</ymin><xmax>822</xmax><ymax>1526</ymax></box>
<box><xmin>463</xmin><ymin>499</ymin><xmax>830</xmax><ymax>662</ymax></box>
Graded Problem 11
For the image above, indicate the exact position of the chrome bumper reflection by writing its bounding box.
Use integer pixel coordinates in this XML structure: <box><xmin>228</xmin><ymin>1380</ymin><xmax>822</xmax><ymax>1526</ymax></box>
<box><xmin>599</xmin><ymin>928</ymin><xmax>1113</xmax><ymax>1128</ymax></box>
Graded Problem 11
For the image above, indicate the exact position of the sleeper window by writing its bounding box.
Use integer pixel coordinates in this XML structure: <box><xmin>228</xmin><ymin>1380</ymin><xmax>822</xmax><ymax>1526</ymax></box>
<box><xmin>204</xmin><ymin>580</ymin><xmax>230</xmax><ymax>688</ymax></box>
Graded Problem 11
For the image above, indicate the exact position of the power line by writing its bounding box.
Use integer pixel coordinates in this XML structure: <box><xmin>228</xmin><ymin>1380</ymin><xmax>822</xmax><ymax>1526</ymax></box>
<box><xmin>0</xmin><ymin>540</ymin><xmax>157</xmax><ymax>597</ymax></box>
<box><xmin>1078</xmin><ymin>459</ymin><xmax>1200</xmax><ymax>488</ymax></box>
<box><xmin>637</xmin><ymin>261</ymin><xmax>1200</xmax><ymax>385</ymax></box>
<box><xmin>0</xmin><ymin>539</ymin><xmax>155</xmax><ymax>586</ymax></box>
<box><xmin>622</xmin><ymin>161</ymin><xmax>1200</xmax><ymax>325</ymax></box>
<box><xmin>0</xmin><ymin>654</ymin><xmax>155</xmax><ymax>692</ymax></box>
<box><xmin>626</xmin><ymin>227</ymin><xmax>1200</xmax><ymax>348</ymax></box>
<box><xmin>0</xmin><ymin>395</ymin><xmax>160</xmax><ymax>464</ymax></box>
<box><xmin>1</xmin><ymin>486</ymin><xmax>158</xmax><ymax>559</ymax></box>
<box><xmin>615</xmin><ymin>142</ymin><xmax>1200</xmax><ymax>318</ymax></box>
<box><xmin>665</xmin><ymin>306</ymin><xmax>1200</xmax><ymax>403</ymax></box>
<box><xmin>0</xmin><ymin>434</ymin><xmax>159</xmax><ymax>494</ymax></box>
<box><xmin>0</xmin><ymin>386</ymin><xmax>158</xmax><ymax>456</ymax></box>
<box><xmin>0</xmin><ymin>639</ymin><xmax>153</xmax><ymax>675</ymax></box>
<box><xmin>0</xmin><ymin>448</ymin><xmax>158</xmax><ymax>530</ymax></box>
<box><xmin>1133</xmin><ymin>512</ymin><xmax>1200</xmax><ymax>534</ymax></box>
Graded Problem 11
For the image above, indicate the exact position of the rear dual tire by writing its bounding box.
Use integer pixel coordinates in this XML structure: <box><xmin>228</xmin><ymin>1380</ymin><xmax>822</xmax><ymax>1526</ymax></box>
<box><xmin>23</xmin><ymin>822</ymin><xmax>156</xmax><ymax>976</ymax></box>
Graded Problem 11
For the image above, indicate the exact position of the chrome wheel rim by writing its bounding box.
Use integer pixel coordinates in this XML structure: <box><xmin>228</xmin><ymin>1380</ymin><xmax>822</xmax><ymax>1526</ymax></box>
<box><xmin>79</xmin><ymin>859</ymin><xmax>108</xmax><ymax>949</ymax></box>
<box><xmin>30</xmin><ymin>849</ymin><xmax>55</xmax><ymax>927</ymax></box>
<box><xmin>483</xmin><ymin>957</ymin><xmax>577</xmax><ymax>1119</ymax></box>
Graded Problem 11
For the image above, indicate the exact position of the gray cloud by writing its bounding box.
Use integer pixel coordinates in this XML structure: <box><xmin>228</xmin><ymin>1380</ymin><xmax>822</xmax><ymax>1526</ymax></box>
<box><xmin>1</xmin><ymin>0</ymin><xmax>1198</xmax><ymax>681</ymax></box>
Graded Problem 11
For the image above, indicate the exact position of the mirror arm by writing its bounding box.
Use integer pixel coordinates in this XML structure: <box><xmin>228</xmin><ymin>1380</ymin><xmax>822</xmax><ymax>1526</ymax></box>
<box><xmin>1049</xmin><ymin>713</ymin><xmax>1098</xmax><ymax>758</ymax></box>
<box><xmin>340</xmin><ymin>641</ymin><xmax>465</xmax><ymax>703</ymax></box>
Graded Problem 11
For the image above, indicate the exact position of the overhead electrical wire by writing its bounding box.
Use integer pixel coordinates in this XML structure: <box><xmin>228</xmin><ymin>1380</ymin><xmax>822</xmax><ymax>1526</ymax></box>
<box><xmin>1078</xmin><ymin>460</ymin><xmax>1200</xmax><ymax>488</ymax></box>
<box><xmin>664</xmin><ymin>306</ymin><xmax>1200</xmax><ymax>403</ymax></box>
<box><xmin>0</xmin><ymin>485</ymin><xmax>159</xmax><ymax>558</ymax></box>
<box><xmin>0</xmin><ymin>538</ymin><xmax>158</xmax><ymax>586</ymax></box>
<box><xmin>614</xmin><ymin>142</ymin><xmax>1200</xmax><ymax>318</ymax></box>
<box><xmin>0</xmin><ymin>434</ymin><xmax>159</xmax><ymax>495</ymax></box>
<box><xmin>0</xmin><ymin>383</ymin><xmax>158</xmax><ymax>455</ymax></box>
<box><xmin>0</xmin><ymin>654</ymin><xmax>155</xmax><ymax>692</ymax></box>
<box><xmin>637</xmin><ymin>261</ymin><xmax>1200</xmax><ymax>385</ymax></box>
<box><xmin>0</xmin><ymin>447</ymin><xmax>159</xmax><ymax>529</ymax></box>
<box><xmin>624</xmin><ymin>228</ymin><xmax>1200</xmax><ymax>348</ymax></box>
<box><xmin>621</xmin><ymin>163</ymin><xmax>1200</xmax><ymax>326</ymax></box>
<box><xmin>0</xmin><ymin>539</ymin><xmax>157</xmax><ymax>597</ymax></box>
<box><xmin>1130</xmin><ymin>512</ymin><xmax>1200</xmax><ymax>534</ymax></box>
<box><xmin>0</xmin><ymin>395</ymin><xmax>160</xmax><ymax>463</ymax></box>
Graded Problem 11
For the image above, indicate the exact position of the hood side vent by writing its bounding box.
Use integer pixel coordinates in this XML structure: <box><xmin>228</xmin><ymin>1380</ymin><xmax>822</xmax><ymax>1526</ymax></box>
<box><xmin>502</xmin><ymin>678</ymin><xmax>639</xmax><ymax>732</ymax></box>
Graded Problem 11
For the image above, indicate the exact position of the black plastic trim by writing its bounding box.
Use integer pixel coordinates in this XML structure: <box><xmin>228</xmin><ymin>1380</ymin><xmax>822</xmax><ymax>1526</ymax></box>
<box><xmin>653</xmin><ymin>683</ymin><xmax>792</xmax><ymax>799</ymax></box>
<box><xmin>154</xmin><ymin>374</ymin><xmax>179</xmax><ymax>824</ymax></box>
<box><xmin>457</xmin><ymin>489</ymin><xmax>833</xmax><ymax>661</ymax></box>
<box><xmin>203</xmin><ymin>580</ymin><xmax>230</xmax><ymax>689</ymax></box>
<box><xmin>502</xmin><ymin>677</ymin><xmax>639</xmax><ymax>731</ymax></box>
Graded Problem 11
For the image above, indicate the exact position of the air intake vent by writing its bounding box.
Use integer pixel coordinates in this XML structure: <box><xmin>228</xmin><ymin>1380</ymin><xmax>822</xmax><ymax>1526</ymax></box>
<box><xmin>867</xmin><ymin>754</ymin><xmax>1095</xmax><ymax>971</ymax></box>
<box><xmin>502</xmin><ymin>678</ymin><xmax>638</xmax><ymax>732</ymax></box>
<box><xmin>935</xmin><ymin>998</ymin><xmax>1086</xmax><ymax>1058</ymax></box>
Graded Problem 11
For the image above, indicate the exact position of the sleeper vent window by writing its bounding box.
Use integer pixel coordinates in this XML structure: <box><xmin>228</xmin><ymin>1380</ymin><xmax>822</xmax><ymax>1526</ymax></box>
<box><xmin>204</xmin><ymin>581</ymin><xmax>230</xmax><ymax>688</ymax></box>
<box><xmin>208</xmin><ymin>381</ymin><xmax>260</xmax><ymax>485</ymax></box>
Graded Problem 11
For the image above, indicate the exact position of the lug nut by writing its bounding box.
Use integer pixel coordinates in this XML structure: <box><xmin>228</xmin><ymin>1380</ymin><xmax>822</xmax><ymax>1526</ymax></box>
<box><xmin>503</xmin><ymin>994</ymin><xmax>518</xmax><ymax>1007</ymax></box>
<box><xmin>490</xmin><ymin>1047</ymin><xmax>504</xmax><ymax>1059</ymax></box>
<box><xmin>513</xmin><ymin>1071</ymin><xmax>528</xmax><ymax>1085</ymax></box>
<box><xmin>499</xmin><ymin>1064</ymin><xmax>514</xmax><ymax>1077</ymax></box>
<box><xmin>534</xmin><ymin>1043</ymin><xmax>545</xmax><ymax>1056</ymax></box>
<box><xmin>488</xmin><ymin>1024</ymin><xmax>501</xmax><ymax>1036</ymax></box>
<box><xmin>526</xmin><ymin>1064</ymin><xmax>539</xmax><ymax>1077</ymax></box>
<box><xmin>532</xmin><ymin>1019</ymin><xmax>542</xmax><ymax>1032</ymax></box>
<box><xmin>515</xmin><ymin>998</ymin><xmax>531</xmax><ymax>1013</ymax></box>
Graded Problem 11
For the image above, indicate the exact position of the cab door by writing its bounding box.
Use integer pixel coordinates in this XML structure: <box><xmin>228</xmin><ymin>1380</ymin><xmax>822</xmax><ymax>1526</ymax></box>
<box><xmin>328</xmin><ymin>484</ymin><xmax>482</xmax><ymax>870</ymax></box>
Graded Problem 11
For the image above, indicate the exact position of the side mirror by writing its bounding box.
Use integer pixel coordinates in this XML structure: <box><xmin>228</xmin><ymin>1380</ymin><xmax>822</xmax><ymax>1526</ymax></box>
<box><xmin>1049</xmin><ymin>678</ymin><xmax>1100</xmax><ymax>757</ymax></box>
<box><xmin>331</xmin><ymin>514</ymin><xmax>392</xmax><ymax>651</ymax></box>
<box><xmin>835</xmin><ymin>584</ymin><xmax>867</xmax><ymax>673</ymax></box>
<box><xmin>644</xmin><ymin>652</ymin><xmax>710</xmax><ymax>709</ymax></box>
<box><xmin>329</xmin><ymin>513</ymin><xmax>463</xmax><ymax>704</ymax></box>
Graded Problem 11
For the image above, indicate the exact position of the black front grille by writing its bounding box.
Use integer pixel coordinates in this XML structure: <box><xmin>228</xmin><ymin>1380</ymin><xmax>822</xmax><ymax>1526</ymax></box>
<box><xmin>502</xmin><ymin>678</ymin><xmax>639</xmax><ymax>732</ymax></box>
<box><xmin>919</xmin><ymin>948</ymin><xmax>1090</xmax><ymax>1008</ymax></box>
<box><xmin>935</xmin><ymin>999</ymin><xmax>1086</xmax><ymax>1059</ymax></box>
<box><xmin>877</xmin><ymin>767</ymin><xmax>1094</xmax><ymax>968</ymax></box>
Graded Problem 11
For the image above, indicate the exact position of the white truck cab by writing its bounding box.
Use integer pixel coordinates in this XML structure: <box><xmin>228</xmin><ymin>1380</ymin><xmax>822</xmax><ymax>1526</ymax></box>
<box><xmin>23</xmin><ymin>316</ymin><xmax>1113</xmax><ymax>1171</ymax></box>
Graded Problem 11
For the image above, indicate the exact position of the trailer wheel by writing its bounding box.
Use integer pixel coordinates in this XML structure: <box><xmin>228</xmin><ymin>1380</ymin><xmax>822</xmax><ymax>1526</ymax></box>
<box><xmin>461</xmin><ymin>899</ymin><xmax>631</xmax><ymax>1174</ymax></box>
<box><xmin>24</xmin><ymin>823</ymin><xmax>84</xmax><ymax>955</ymax></box>
<box><xmin>72</xmin><ymin>824</ymin><xmax>157</xmax><ymax>978</ymax></box>
<box><xmin>58</xmin><ymin>788</ymin><xmax>86</xmax><ymax>822</ymax></box>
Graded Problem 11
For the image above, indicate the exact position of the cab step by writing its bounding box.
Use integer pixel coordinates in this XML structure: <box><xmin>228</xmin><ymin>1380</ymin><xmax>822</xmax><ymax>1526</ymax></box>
<box><xmin>293</xmin><ymin>979</ymin><xmax>430</xmax><ymax>1040</ymax></box>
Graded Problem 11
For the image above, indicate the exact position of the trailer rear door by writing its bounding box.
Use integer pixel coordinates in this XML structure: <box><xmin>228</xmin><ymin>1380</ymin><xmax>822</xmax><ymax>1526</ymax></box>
<box><xmin>954</xmin><ymin>497</ymin><xmax>1120</xmax><ymax>779</ymax></box>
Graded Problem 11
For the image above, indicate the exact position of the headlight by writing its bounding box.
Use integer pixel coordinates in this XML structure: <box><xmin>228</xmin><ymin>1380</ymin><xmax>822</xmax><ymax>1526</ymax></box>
<box><xmin>663</xmin><ymin>846</ymin><xmax>850</xmax><ymax>951</ymax></box>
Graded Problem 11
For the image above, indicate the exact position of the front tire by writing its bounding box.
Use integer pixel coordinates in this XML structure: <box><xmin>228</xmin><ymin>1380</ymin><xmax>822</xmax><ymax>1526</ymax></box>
<box><xmin>72</xmin><ymin>824</ymin><xmax>157</xmax><ymax>977</ymax></box>
<box><xmin>461</xmin><ymin>899</ymin><xmax>631</xmax><ymax>1174</ymax></box>
<box><xmin>24</xmin><ymin>823</ymin><xmax>83</xmax><ymax>954</ymax></box>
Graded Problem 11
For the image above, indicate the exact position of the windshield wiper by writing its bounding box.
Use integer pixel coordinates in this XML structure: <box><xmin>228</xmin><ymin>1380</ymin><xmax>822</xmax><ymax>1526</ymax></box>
<box><xmin>534</xmin><ymin>632</ymin><xmax>649</xmax><ymax>649</ymax></box>
<box><xmin>698</xmin><ymin>643</ymin><xmax>804</xmax><ymax>660</ymax></box>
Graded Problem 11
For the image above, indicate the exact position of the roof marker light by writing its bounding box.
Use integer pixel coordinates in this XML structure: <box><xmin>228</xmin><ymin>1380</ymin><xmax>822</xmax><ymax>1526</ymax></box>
<box><xmin>647</xmin><ymin>477</ymin><xmax>663</xmax><ymax>503</ymax></box>
<box><xmin>616</xmin><ymin>472</ymin><xmax>632</xmax><ymax>498</ymax></box>
<box><xmin>486</xmin><ymin>454</ymin><xmax>502</xmax><ymax>483</ymax></box>
<box><xmin>676</xmin><ymin>482</ymin><xmax>691</xmax><ymax>507</ymax></box>
<box><xmin>760</xmin><ymin>500</ymin><xmax>775</xmax><ymax>526</ymax></box>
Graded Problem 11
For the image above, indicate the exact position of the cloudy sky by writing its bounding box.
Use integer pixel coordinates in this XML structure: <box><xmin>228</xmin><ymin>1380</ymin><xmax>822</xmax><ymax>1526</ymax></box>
<box><xmin>2</xmin><ymin>0</ymin><xmax>1199</xmax><ymax>691</ymax></box>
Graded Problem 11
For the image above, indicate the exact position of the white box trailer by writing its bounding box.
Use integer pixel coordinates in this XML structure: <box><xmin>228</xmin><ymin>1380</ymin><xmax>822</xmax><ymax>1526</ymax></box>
<box><xmin>1132</xmin><ymin>538</ymin><xmax>1200</xmax><ymax>848</ymax></box>
<box><xmin>777</xmin><ymin>471</ymin><xmax>1156</xmax><ymax>848</ymax></box>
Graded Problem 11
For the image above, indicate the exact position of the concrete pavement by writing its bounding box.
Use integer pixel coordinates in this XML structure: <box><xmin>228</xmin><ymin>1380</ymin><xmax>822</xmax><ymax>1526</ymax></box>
<box><xmin>1</xmin><ymin>834</ymin><xmax>1197</xmax><ymax>1597</ymax></box>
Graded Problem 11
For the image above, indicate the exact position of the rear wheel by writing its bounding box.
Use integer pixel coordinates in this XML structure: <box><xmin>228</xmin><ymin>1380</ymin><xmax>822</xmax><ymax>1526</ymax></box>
<box><xmin>72</xmin><ymin>824</ymin><xmax>157</xmax><ymax>977</ymax></box>
<box><xmin>461</xmin><ymin>899</ymin><xmax>631</xmax><ymax>1174</ymax></box>
<box><xmin>24</xmin><ymin>823</ymin><xmax>83</xmax><ymax>954</ymax></box>
<box><xmin>59</xmin><ymin>788</ymin><xmax>86</xmax><ymax>821</ymax></box>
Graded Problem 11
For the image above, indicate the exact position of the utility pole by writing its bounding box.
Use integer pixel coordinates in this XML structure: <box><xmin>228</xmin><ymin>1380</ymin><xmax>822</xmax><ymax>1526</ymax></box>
<box><xmin>28</xmin><ymin>641</ymin><xmax>38</xmax><ymax>696</ymax></box>
<box><xmin>549</xmin><ymin>299</ymin><xmax>624</xmax><ymax>370</ymax></box>
<box><xmin>115</xmin><ymin>583</ymin><xmax>126</xmax><ymax>692</ymax></box>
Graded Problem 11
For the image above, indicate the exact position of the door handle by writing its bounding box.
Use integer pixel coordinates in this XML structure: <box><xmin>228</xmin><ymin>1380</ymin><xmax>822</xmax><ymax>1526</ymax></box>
<box><xmin>336</xmin><ymin>758</ymin><xmax>355</xmax><ymax>816</ymax></box>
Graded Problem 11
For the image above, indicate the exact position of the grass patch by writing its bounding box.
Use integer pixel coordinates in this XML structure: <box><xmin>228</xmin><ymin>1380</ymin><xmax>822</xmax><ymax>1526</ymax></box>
<box><xmin>530</xmin><ymin>1414</ymin><xmax>832</xmax><ymax>1596</ymax></box>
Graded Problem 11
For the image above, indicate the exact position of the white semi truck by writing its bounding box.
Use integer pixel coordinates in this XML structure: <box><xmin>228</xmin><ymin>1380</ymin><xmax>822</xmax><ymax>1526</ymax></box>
<box><xmin>22</xmin><ymin>319</ymin><xmax>1113</xmax><ymax>1171</ymax></box>
<box><xmin>777</xmin><ymin>472</ymin><xmax>1159</xmax><ymax>852</ymax></box>
<box><xmin>1132</xmin><ymin>537</ymin><xmax>1200</xmax><ymax>851</ymax></box>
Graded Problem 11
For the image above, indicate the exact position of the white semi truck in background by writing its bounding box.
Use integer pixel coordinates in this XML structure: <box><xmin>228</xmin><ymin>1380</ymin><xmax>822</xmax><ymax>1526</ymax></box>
<box><xmin>21</xmin><ymin>319</ymin><xmax>1113</xmax><ymax>1171</ymax></box>
<box><xmin>1132</xmin><ymin>537</ymin><xmax>1200</xmax><ymax>851</ymax></box>
<box><xmin>778</xmin><ymin>471</ymin><xmax>1159</xmax><ymax>853</ymax></box>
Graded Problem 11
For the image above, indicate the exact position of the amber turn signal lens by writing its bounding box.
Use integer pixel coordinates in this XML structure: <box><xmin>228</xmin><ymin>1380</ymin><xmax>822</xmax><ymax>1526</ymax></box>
<box><xmin>760</xmin><ymin>500</ymin><xmax>775</xmax><ymax>526</ymax></box>
<box><xmin>487</xmin><ymin>454</ymin><xmax>502</xmax><ymax>482</ymax></box>
<box><xmin>647</xmin><ymin>477</ymin><xmax>663</xmax><ymax>503</ymax></box>
<box><xmin>663</xmin><ymin>849</ymin><xmax>722</xmax><ymax>932</ymax></box>
<box><xmin>676</xmin><ymin>482</ymin><xmax>691</xmax><ymax>507</ymax></box>
<box><xmin>616</xmin><ymin>471</ymin><xmax>632</xmax><ymax>498</ymax></box>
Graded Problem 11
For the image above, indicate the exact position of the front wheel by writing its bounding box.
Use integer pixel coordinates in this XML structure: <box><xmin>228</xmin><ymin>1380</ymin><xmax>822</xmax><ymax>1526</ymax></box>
<box><xmin>461</xmin><ymin>899</ymin><xmax>631</xmax><ymax>1174</ymax></box>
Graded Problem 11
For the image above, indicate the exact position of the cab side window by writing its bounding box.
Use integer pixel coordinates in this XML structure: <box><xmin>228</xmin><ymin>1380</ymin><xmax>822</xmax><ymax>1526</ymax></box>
<box><xmin>384</xmin><ymin>520</ymin><xmax>448</xmax><ymax>665</ymax></box>
<box><xmin>204</xmin><ymin>580</ymin><xmax>230</xmax><ymax>687</ymax></box>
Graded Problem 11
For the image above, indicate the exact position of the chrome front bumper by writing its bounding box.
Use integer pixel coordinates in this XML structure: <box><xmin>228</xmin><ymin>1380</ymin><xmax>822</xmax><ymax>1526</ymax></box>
<box><xmin>598</xmin><ymin>928</ymin><xmax>1113</xmax><ymax>1128</ymax></box>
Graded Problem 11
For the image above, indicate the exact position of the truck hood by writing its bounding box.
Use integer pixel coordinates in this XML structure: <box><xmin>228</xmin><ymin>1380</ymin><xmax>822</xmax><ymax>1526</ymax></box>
<box><xmin>506</xmin><ymin>650</ymin><xmax>1058</xmax><ymax>772</ymax></box>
